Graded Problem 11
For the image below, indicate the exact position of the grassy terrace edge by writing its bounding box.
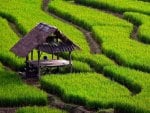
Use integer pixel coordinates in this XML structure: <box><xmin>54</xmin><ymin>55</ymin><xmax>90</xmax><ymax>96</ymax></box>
<box><xmin>74</xmin><ymin>0</ymin><xmax>150</xmax><ymax>15</ymax></box>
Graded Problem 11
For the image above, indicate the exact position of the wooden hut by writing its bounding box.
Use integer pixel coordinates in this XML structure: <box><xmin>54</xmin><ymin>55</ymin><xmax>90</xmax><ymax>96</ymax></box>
<box><xmin>10</xmin><ymin>23</ymin><xmax>80</xmax><ymax>78</ymax></box>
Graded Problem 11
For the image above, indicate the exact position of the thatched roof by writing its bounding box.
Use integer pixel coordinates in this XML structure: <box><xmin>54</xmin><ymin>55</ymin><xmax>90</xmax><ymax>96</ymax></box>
<box><xmin>10</xmin><ymin>23</ymin><xmax>80</xmax><ymax>57</ymax></box>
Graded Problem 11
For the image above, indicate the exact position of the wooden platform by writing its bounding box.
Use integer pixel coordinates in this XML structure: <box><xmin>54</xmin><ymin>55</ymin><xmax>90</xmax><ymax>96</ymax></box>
<box><xmin>28</xmin><ymin>59</ymin><xmax>71</xmax><ymax>68</ymax></box>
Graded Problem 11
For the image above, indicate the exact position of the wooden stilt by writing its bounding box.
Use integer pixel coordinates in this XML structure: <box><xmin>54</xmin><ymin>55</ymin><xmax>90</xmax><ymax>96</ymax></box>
<box><xmin>69</xmin><ymin>51</ymin><xmax>72</xmax><ymax>72</ymax></box>
<box><xmin>57</xmin><ymin>53</ymin><xmax>59</xmax><ymax>72</ymax></box>
<box><xmin>31</xmin><ymin>50</ymin><xmax>33</xmax><ymax>60</ymax></box>
<box><xmin>37</xmin><ymin>50</ymin><xmax>41</xmax><ymax>79</ymax></box>
<box><xmin>52</xmin><ymin>53</ymin><xmax>54</xmax><ymax>59</ymax></box>
<box><xmin>25</xmin><ymin>55</ymin><xmax>29</xmax><ymax>77</ymax></box>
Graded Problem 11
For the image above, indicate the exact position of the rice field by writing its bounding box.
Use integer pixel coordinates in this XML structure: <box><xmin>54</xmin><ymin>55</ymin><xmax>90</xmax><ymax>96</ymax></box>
<box><xmin>0</xmin><ymin>0</ymin><xmax>149</xmax><ymax>113</ymax></box>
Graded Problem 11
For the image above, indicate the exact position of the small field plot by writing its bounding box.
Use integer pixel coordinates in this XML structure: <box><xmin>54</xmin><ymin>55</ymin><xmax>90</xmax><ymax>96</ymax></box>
<box><xmin>0</xmin><ymin>63</ymin><xmax>47</xmax><ymax>106</ymax></box>
<box><xmin>40</xmin><ymin>73</ymin><xmax>131</xmax><ymax>109</ymax></box>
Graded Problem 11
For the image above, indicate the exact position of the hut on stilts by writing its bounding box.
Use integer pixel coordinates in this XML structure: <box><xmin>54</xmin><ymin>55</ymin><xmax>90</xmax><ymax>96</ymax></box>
<box><xmin>10</xmin><ymin>23</ymin><xmax>80</xmax><ymax>78</ymax></box>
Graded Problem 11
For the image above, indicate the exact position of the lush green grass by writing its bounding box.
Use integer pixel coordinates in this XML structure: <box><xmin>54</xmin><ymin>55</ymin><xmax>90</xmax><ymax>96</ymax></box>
<box><xmin>40</xmin><ymin>73</ymin><xmax>131</xmax><ymax>109</ymax></box>
<box><xmin>49</xmin><ymin>0</ymin><xmax>131</xmax><ymax>30</ymax></box>
<box><xmin>124</xmin><ymin>12</ymin><xmax>150</xmax><ymax>43</ymax></box>
<box><xmin>70</xmin><ymin>53</ymin><xmax>115</xmax><ymax>72</ymax></box>
<box><xmin>40</xmin><ymin>64</ymin><xmax>150</xmax><ymax>113</ymax></box>
<box><xmin>0</xmin><ymin>0</ymin><xmax>150</xmax><ymax>112</ymax></box>
<box><xmin>0</xmin><ymin>63</ymin><xmax>47</xmax><ymax>106</ymax></box>
<box><xmin>74</xmin><ymin>0</ymin><xmax>150</xmax><ymax>15</ymax></box>
<box><xmin>48</xmin><ymin>0</ymin><xmax>150</xmax><ymax>72</ymax></box>
<box><xmin>138</xmin><ymin>25</ymin><xmax>150</xmax><ymax>43</ymax></box>
<box><xmin>0</xmin><ymin>17</ymin><xmax>24</xmax><ymax>69</ymax></box>
<box><xmin>104</xmin><ymin>65</ymin><xmax>150</xmax><ymax>113</ymax></box>
<box><xmin>16</xmin><ymin>106</ymin><xmax>67</xmax><ymax>113</ymax></box>
<box><xmin>72</xmin><ymin>0</ymin><xmax>150</xmax><ymax>44</ymax></box>
<box><xmin>92</xmin><ymin>25</ymin><xmax>150</xmax><ymax>72</ymax></box>
<box><xmin>71</xmin><ymin>60</ymin><xmax>93</xmax><ymax>72</ymax></box>
<box><xmin>41</xmin><ymin>71</ymin><xmax>150</xmax><ymax>113</ymax></box>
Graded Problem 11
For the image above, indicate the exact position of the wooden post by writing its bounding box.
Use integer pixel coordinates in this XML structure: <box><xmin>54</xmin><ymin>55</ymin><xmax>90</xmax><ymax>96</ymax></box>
<box><xmin>69</xmin><ymin>51</ymin><xmax>72</xmax><ymax>72</ymax></box>
<box><xmin>37</xmin><ymin>50</ymin><xmax>41</xmax><ymax>79</ymax></box>
<box><xmin>31</xmin><ymin>50</ymin><xmax>33</xmax><ymax>60</ymax></box>
<box><xmin>25</xmin><ymin>55</ymin><xmax>29</xmax><ymax>77</ymax></box>
<box><xmin>52</xmin><ymin>53</ymin><xmax>54</xmax><ymax>59</ymax></box>
<box><xmin>57</xmin><ymin>53</ymin><xmax>59</xmax><ymax>60</ymax></box>
<box><xmin>57</xmin><ymin>53</ymin><xmax>59</xmax><ymax>72</ymax></box>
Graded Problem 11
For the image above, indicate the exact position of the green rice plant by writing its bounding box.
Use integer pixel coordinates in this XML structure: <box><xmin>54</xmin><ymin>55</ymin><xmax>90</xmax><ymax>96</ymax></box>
<box><xmin>0</xmin><ymin>17</ymin><xmax>24</xmax><ymax>69</ymax></box>
<box><xmin>16</xmin><ymin>106</ymin><xmax>67</xmax><ymax>113</ymax></box>
<box><xmin>74</xmin><ymin>0</ymin><xmax>150</xmax><ymax>15</ymax></box>
<box><xmin>49</xmin><ymin>0</ymin><xmax>131</xmax><ymax>30</ymax></box>
<box><xmin>40</xmin><ymin>72</ymin><xmax>131</xmax><ymax>109</ymax></box>
<box><xmin>41</xmin><ymin>72</ymin><xmax>150</xmax><ymax>113</ymax></box>
<box><xmin>0</xmin><ymin>63</ymin><xmax>47</xmax><ymax>106</ymax></box>
<box><xmin>103</xmin><ymin>65</ymin><xmax>150</xmax><ymax>113</ymax></box>
<box><xmin>48</xmin><ymin>0</ymin><xmax>150</xmax><ymax>73</ymax></box>
<box><xmin>92</xmin><ymin>25</ymin><xmax>150</xmax><ymax>72</ymax></box>
<box><xmin>124</xmin><ymin>12</ymin><xmax>150</xmax><ymax>43</ymax></box>
<box><xmin>138</xmin><ymin>25</ymin><xmax>150</xmax><ymax>44</ymax></box>
<box><xmin>71</xmin><ymin>53</ymin><xmax>115</xmax><ymax>72</ymax></box>
<box><xmin>57</xmin><ymin>60</ymin><xmax>93</xmax><ymax>73</ymax></box>
<box><xmin>71</xmin><ymin>60</ymin><xmax>93</xmax><ymax>72</ymax></box>
<box><xmin>124</xmin><ymin>12</ymin><xmax>150</xmax><ymax>25</ymax></box>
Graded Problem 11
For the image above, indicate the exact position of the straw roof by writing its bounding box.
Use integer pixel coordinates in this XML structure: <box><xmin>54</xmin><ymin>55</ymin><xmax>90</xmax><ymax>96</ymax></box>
<box><xmin>10</xmin><ymin>23</ymin><xmax>80</xmax><ymax>57</ymax></box>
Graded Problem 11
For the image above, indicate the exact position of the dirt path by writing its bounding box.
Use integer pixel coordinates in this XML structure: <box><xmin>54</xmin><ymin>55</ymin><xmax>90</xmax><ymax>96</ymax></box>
<box><xmin>131</xmin><ymin>25</ymin><xmax>139</xmax><ymax>40</ymax></box>
<box><xmin>0</xmin><ymin>108</ymin><xmax>16</xmax><ymax>113</ymax></box>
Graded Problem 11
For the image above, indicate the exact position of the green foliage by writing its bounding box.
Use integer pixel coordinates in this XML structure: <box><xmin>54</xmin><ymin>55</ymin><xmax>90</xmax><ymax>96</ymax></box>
<box><xmin>40</xmin><ymin>73</ymin><xmax>131</xmax><ymax>109</ymax></box>
<box><xmin>124</xmin><ymin>12</ymin><xmax>150</xmax><ymax>43</ymax></box>
<box><xmin>41</xmin><ymin>71</ymin><xmax>150</xmax><ymax>112</ymax></box>
<box><xmin>92</xmin><ymin>25</ymin><xmax>150</xmax><ymax>72</ymax></box>
<box><xmin>0</xmin><ymin>64</ymin><xmax>47</xmax><ymax>106</ymax></box>
<box><xmin>49</xmin><ymin>0</ymin><xmax>131</xmax><ymax>30</ymax></box>
<box><xmin>71</xmin><ymin>53</ymin><xmax>115</xmax><ymax>72</ymax></box>
<box><xmin>0</xmin><ymin>0</ymin><xmax>150</xmax><ymax>112</ymax></box>
<box><xmin>124</xmin><ymin>12</ymin><xmax>150</xmax><ymax>25</ymax></box>
<box><xmin>138</xmin><ymin>25</ymin><xmax>150</xmax><ymax>44</ymax></box>
<box><xmin>0</xmin><ymin>17</ymin><xmax>24</xmax><ymax>69</ymax></box>
<box><xmin>16</xmin><ymin>106</ymin><xmax>67</xmax><ymax>113</ymax></box>
<box><xmin>48</xmin><ymin>0</ymin><xmax>150</xmax><ymax>72</ymax></box>
<box><xmin>74</xmin><ymin>0</ymin><xmax>150</xmax><ymax>15</ymax></box>
<box><xmin>104</xmin><ymin>65</ymin><xmax>150</xmax><ymax>113</ymax></box>
<box><xmin>72</xmin><ymin>60</ymin><xmax>93</xmax><ymax>72</ymax></box>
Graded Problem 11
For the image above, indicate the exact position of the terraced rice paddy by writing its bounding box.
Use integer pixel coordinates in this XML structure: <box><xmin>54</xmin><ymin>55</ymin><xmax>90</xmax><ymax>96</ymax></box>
<box><xmin>0</xmin><ymin>0</ymin><xmax>149</xmax><ymax>113</ymax></box>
